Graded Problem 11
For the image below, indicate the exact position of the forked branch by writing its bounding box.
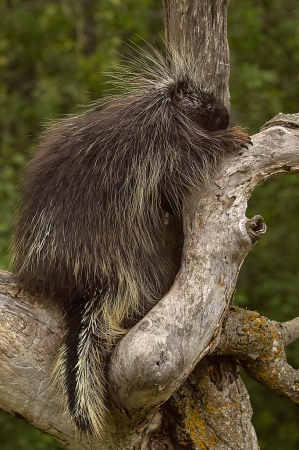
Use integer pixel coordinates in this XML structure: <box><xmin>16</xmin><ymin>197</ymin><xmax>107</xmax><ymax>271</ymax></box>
<box><xmin>0</xmin><ymin>115</ymin><xmax>298</xmax><ymax>449</ymax></box>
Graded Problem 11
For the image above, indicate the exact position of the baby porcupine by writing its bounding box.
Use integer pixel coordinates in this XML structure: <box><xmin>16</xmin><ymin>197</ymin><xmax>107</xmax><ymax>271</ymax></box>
<box><xmin>12</xmin><ymin>47</ymin><xmax>251</xmax><ymax>436</ymax></box>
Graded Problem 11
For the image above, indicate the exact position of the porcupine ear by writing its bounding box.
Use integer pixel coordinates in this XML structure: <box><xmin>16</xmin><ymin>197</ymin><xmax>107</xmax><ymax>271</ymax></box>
<box><xmin>171</xmin><ymin>80</ymin><xmax>193</xmax><ymax>109</ymax></box>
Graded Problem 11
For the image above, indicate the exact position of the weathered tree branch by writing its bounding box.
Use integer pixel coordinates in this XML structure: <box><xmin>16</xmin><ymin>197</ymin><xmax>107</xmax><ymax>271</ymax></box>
<box><xmin>161</xmin><ymin>303</ymin><xmax>299</xmax><ymax>449</ymax></box>
<box><xmin>0</xmin><ymin>115</ymin><xmax>298</xmax><ymax>448</ymax></box>
<box><xmin>281</xmin><ymin>317</ymin><xmax>299</xmax><ymax>347</ymax></box>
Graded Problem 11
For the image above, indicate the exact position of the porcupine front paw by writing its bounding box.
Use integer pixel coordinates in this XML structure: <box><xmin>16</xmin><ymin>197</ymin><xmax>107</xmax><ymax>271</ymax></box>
<box><xmin>239</xmin><ymin>136</ymin><xmax>253</xmax><ymax>149</ymax></box>
<box><xmin>232</xmin><ymin>128</ymin><xmax>253</xmax><ymax>150</ymax></box>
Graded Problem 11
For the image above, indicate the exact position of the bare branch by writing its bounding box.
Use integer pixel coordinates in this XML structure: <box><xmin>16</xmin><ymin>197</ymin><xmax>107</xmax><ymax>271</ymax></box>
<box><xmin>0</xmin><ymin>270</ymin><xmax>78</xmax><ymax>448</ymax></box>
<box><xmin>282</xmin><ymin>317</ymin><xmax>299</xmax><ymax>347</ymax></box>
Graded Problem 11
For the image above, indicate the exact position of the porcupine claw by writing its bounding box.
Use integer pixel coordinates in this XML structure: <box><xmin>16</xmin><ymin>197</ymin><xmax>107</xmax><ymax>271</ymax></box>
<box><xmin>239</xmin><ymin>136</ymin><xmax>253</xmax><ymax>149</ymax></box>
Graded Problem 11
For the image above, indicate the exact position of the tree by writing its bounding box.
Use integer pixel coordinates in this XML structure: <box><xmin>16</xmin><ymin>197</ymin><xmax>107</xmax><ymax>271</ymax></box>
<box><xmin>0</xmin><ymin>0</ymin><xmax>298</xmax><ymax>448</ymax></box>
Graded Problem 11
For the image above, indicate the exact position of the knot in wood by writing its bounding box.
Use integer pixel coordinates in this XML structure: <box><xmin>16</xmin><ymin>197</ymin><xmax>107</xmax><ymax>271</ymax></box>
<box><xmin>245</xmin><ymin>215</ymin><xmax>266</xmax><ymax>244</ymax></box>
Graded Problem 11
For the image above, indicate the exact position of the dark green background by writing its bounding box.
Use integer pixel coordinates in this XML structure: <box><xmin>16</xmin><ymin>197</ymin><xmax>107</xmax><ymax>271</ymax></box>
<box><xmin>0</xmin><ymin>0</ymin><xmax>298</xmax><ymax>448</ymax></box>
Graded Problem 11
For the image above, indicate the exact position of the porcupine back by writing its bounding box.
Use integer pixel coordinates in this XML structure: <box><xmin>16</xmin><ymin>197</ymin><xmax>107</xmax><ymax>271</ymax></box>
<box><xmin>12</xmin><ymin>46</ymin><xmax>249</xmax><ymax>435</ymax></box>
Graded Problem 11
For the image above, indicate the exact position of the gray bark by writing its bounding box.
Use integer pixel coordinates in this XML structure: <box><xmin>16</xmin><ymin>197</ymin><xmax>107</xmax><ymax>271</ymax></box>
<box><xmin>162</xmin><ymin>0</ymin><xmax>230</xmax><ymax>104</ymax></box>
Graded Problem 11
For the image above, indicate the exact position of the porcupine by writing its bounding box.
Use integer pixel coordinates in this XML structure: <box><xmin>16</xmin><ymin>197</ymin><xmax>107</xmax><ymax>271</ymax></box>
<box><xmin>12</xmin><ymin>46</ymin><xmax>251</xmax><ymax>436</ymax></box>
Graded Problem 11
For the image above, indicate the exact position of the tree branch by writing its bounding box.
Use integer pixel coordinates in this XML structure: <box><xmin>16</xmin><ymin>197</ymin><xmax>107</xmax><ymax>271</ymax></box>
<box><xmin>1</xmin><ymin>114</ymin><xmax>298</xmax><ymax>448</ymax></box>
<box><xmin>281</xmin><ymin>317</ymin><xmax>299</xmax><ymax>347</ymax></box>
<box><xmin>216</xmin><ymin>307</ymin><xmax>299</xmax><ymax>405</ymax></box>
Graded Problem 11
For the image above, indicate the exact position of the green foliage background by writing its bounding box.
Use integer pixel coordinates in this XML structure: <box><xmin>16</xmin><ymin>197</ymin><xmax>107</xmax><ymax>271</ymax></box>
<box><xmin>0</xmin><ymin>0</ymin><xmax>298</xmax><ymax>448</ymax></box>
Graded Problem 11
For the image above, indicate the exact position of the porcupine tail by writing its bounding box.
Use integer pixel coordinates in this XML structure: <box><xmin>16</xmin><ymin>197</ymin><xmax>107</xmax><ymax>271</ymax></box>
<box><xmin>53</xmin><ymin>291</ymin><xmax>119</xmax><ymax>436</ymax></box>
